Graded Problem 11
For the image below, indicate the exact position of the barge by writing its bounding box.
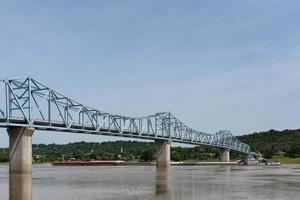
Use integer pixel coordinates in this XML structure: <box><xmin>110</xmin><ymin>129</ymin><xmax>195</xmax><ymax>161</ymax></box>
<box><xmin>52</xmin><ymin>160</ymin><xmax>124</xmax><ymax>166</ymax></box>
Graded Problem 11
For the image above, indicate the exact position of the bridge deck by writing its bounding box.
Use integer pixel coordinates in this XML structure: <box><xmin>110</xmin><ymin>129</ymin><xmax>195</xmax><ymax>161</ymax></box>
<box><xmin>0</xmin><ymin>77</ymin><xmax>251</xmax><ymax>154</ymax></box>
<box><xmin>0</xmin><ymin>116</ymin><xmax>248</xmax><ymax>153</ymax></box>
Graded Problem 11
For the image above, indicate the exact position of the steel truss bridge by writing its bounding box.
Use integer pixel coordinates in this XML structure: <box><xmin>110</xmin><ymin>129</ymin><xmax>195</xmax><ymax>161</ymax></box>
<box><xmin>0</xmin><ymin>76</ymin><xmax>250</xmax><ymax>154</ymax></box>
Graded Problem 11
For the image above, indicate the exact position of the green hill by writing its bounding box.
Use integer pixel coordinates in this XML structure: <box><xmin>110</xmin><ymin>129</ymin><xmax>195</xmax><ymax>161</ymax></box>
<box><xmin>237</xmin><ymin>129</ymin><xmax>300</xmax><ymax>158</ymax></box>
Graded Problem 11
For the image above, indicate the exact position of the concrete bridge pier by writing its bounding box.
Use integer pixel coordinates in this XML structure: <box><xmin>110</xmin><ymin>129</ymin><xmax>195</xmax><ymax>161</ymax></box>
<box><xmin>220</xmin><ymin>148</ymin><xmax>230</xmax><ymax>162</ymax></box>
<box><xmin>155</xmin><ymin>139</ymin><xmax>171</xmax><ymax>168</ymax></box>
<box><xmin>10</xmin><ymin>173</ymin><xmax>32</xmax><ymax>200</ymax></box>
<box><xmin>7</xmin><ymin>127</ymin><xmax>34</xmax><ymax>174</ymax></box>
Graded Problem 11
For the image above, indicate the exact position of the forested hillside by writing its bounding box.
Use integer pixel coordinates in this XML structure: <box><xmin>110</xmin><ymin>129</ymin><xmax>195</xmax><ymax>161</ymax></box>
<box><xmin>237</xmin><ymin>129</ymin><xmax>300</xmax><ymax>158</ymax></box>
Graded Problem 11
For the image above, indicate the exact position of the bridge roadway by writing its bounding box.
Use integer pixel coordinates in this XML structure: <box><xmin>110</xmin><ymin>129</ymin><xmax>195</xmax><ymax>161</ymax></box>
<box><xmin>0</xmin><ymin>76</ymin><xmax>251</xmax><ymax>173</ymax></box>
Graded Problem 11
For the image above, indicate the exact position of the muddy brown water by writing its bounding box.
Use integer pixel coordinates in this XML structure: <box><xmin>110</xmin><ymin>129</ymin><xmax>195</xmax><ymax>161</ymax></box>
<box><xmin>0</xmin><ymin>164</ymin><xmax>299</xmax><ymax>200</ymax></box>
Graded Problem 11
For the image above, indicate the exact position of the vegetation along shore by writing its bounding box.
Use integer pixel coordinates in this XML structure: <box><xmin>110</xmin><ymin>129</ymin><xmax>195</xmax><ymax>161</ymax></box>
<box><xmin>0</xmin><ymin>129</ymin><xmax>299</xmax><ymax>164</ymax></box>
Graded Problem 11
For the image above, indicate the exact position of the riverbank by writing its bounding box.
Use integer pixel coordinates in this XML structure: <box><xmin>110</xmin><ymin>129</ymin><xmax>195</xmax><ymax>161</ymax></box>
<box><xmin>269</xmin><ymin>155</ymin><xmax>300</xmax><ymax>164</ymax></box>
<box><xmin>1</xmin><ymin>157</ymin><xmax>300</xmax><ymax>165</ymax></box>
<box><xmin>51</xmin><ymin>160</ymin><xmax>239</xmax><ymax>166</ymax></box>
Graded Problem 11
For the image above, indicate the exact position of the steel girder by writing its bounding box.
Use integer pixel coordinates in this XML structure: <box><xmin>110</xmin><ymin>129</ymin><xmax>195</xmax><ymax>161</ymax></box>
<box><xmin>0</xmin><ymin>76</ymin><xmax>250</xmax><ymax>154</ymax></box>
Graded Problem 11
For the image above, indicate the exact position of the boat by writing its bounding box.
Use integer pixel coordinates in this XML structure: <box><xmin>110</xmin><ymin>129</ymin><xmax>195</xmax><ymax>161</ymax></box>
<box><xmin>52</xmin><ymin>160</ymin><xmax>124</xmax><ymax>166</ymax></box>
<box><xmin>267</xmin><ymin>161</ymin><xmax>281</xmax><ymax>167</ymax></box>
<box><xmin>241</xmin><ymin>155</ymin><xmax>259</xmax><ymax>166</ymax></box>
<box><xmin>246</xmin><ymin>157</ymin><xmax>258</xmax><ymax>166</ymax></box>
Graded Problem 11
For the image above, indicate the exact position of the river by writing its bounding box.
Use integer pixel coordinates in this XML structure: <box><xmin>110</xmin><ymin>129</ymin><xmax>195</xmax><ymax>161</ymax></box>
<box><xmin>0</xmin><ymin>164</ymin><xmax>299</xmax><ymax>200</ymax></box>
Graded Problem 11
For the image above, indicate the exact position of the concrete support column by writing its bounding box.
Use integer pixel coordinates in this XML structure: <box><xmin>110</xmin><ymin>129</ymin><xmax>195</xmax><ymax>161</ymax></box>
<box><xmin>220</xmin><ymin>148</ymin><xmax>230</xmax><ymax>162</ymax></box>
<box><xmin>10</xmin><ymin>173</ymin><xmax>32</xmax><ymax>200</ymax></box>
<box><xmin>155</xmin><ymin>139</ymin><xmax>171</xmax><ymax>168</ymax></box>
<box><xmin>7</xmin><ymin>127</ymin><xmax>34</xmax><ymax>174</ymax></box>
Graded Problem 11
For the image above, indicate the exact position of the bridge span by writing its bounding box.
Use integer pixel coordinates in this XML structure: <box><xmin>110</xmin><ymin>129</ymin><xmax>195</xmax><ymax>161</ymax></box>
<box><xmin>0</xmin><ymin>76</ymin><xmax>250</xmax><ymax>173</ymax></box>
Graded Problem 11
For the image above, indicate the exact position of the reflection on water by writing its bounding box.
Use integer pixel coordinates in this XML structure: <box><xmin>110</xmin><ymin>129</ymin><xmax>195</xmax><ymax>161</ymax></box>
<box><xmin>9</xmin><ymin>168</ymin><xmax>172</xmax><ymax>200</ymax></box>
<box><xmin>224</xmin><ymin>165</ymin><xmax>230</xmax><ymax>173</ymax></box>
<box><xmin>155</xmin><ymin>167</ymin><xmax>171</xmax><ymax>197</ymax></box>
<box><xmin>0</xmin><ymin>164</ymin><xmax>299</xmax><ymax>200</ymax></box>
<box><xmin>9</xmin><ymin>173</ymin><xmax>32</xmax><ymax>200</ymax></box>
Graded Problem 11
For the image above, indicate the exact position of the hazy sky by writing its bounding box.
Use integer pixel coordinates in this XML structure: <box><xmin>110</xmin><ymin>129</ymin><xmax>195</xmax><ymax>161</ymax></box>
<box><xmin>0</xmin><ymin>0</ymin><xmax>300</xmax><ymax>147</ymax></box>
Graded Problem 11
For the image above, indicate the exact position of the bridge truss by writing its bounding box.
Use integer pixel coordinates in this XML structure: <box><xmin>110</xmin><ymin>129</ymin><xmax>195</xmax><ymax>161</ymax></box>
<box><xmin>0</xmin><ymin>76</ymin><xmax>250</xmax><ymax>154</ymax></box>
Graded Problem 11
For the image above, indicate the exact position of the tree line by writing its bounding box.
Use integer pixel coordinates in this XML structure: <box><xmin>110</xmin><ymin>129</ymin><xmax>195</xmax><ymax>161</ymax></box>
<box><xmin>237</xmin><ymin>129</ymin><xmax>300</xmax><ymax>158</ymax></box>
<box><xmin>0</xmin><ymin>141</ymin><xmax>223</xmax><ymax>163</ymax></box>
<box><xmin>0</xmin><ymin>129</ymin><xmax>299</xmax><ymax>162</ymax></box>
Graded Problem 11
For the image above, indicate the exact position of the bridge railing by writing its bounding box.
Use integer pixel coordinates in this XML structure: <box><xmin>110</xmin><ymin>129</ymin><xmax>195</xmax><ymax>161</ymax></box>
<box><xmin>0</xmin><ymin>76</ymin><xmax>250</xmax><ymax>154</ymax></box>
